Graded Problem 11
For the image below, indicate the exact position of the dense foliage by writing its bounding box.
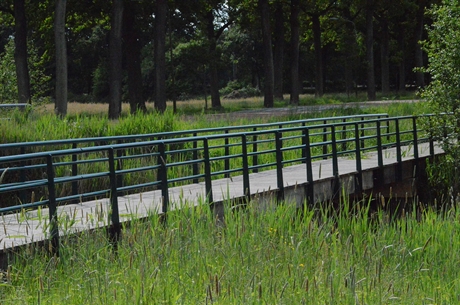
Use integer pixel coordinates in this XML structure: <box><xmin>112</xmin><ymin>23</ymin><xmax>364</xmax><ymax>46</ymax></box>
<box><xmin>421</xmin><ymin>0</ymin><xmax>460</xmax><ymax>203</ymax></box>
<box><xmin>0</xmin><ymin>0</ymin><xmax>434</xmax><ymax>114</ymax></box>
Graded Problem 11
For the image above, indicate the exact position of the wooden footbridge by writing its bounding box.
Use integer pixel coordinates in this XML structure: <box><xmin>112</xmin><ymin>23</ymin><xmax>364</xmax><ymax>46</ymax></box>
<box><xmin>0</xmin><ymin>113</ymin><xmax>444</xmax><ymax>255</ymax></box>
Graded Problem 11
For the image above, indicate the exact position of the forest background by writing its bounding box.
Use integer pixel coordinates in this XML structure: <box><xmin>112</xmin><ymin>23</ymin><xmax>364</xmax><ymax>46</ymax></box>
<box><xmin>0</xmin><ymin>0</ymin><xmax>432</xmax><ymax>118</ymax></box>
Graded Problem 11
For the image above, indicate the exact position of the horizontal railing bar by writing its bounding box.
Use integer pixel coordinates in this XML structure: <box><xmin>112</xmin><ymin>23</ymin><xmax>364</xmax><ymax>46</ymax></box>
<box><xmin>0</xmin><ymin>200</ymin><xmax>49</xmax><ymax>214</ymax></box>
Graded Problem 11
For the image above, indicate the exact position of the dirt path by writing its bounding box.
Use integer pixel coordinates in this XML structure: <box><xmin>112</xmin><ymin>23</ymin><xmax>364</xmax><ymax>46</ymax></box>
<box><xmin>201</xmin><ymin>100</ymin><xmax>419</xmax><ymax>121</ymax></box>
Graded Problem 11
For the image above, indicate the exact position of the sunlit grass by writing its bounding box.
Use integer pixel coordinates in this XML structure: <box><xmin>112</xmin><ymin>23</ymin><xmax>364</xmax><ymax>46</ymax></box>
<box><xmin>32</xmin><ymin>91</ymin><xmax>419</xmax><ymax>117</ymax></box>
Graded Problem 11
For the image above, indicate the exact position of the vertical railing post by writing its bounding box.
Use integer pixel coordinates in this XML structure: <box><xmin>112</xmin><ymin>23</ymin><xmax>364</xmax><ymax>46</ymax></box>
<box><xmin>20</xmin><ymin>146</ymin><xmax>26</xmax><ymax>204</ymax></box>
<box><xmin>385</xmin><ymin>115</ymin><xmax>391</xmax><ymax>141</ymax></box>
<box><xmin>193</xmin><ymin>133</ymin><xmax>199</xmax><ymax>184</ymax></box>
<box><xmin>360</xmin><ymin>117</ymin><xmax>365</xmax><ymax>149</ymax></box>
<box><xmin>46</xmin><ymin>154</ymin><xmax>59</xmax><ymax>256</ymax></box>
<box><xmin>275</xmin><ymin>131</ymin><xmax>284</xmax><ymax>201</ymax></box>
<box><xmin>395</xmin><ymin>119</ymin><xmax>402</xmax><ymax>181</ymax></box>
<box><xmin>108</xmin><ymin>148</ymin><xmax>121</xmax><ymax>246</ymax></box>
<box><xmin>331</xmin><ymin>125</ymin><xmax>339</xmax><ymax>178</ymax></box>
<box><xmin>252</xmin><ymin>127</ymin><xmax>258</xmax><ymax>173</ymax></box>
<box><xmin>116</xmin><ymin>140</ymin><xmax>124</xmax><ymax>189</ymax></box>
<box><xmin>301</xmin><ymin>123</ymin><xmax>307</xmax><ymax>163</ymax></box>
<box><xmin>429</xmin><ymin>117</ymin><xmax>435</xmax><ymax>157</ymax></box>
<box><xmin>241</xmin><ymin>135</ymin><xmax>250</xmax><ymax>202</ymax></box>
<box><xmin>323</xmin><ymin>120</ymin><xmax>328</xmax><ymax>159</ymax></box>
<box><xmin>354</xmin><ymin>123</ymin><xmax>363</xmax><ymax>194</ymax></box>
<box><xmin>331</xmin><ymin>125</ymin><xmax>340</xmax><ymax>197</ymax></box>
<box><xmin>376</xmin><ymin>120</ymin><xmax>383</xmax><ymax>168</ymax></box>
<box><xmin>158</xmin><ymin>142</ymin><xmax>169</xmax><ymax>214</ymax></box>
<box><xmin>224</xmin><ymin>130</ymin><xmax>230</xmax><ymax>178</ymax></box>
<box><xmin>341</xmin><ymin>119</ymin><xmax>347</xmax><ymax>152</ymax></box>
<box><xmin>71</xmin><ymin>143</ymin><xmax>78</xmax><ymax>201</ymax></box>
<box><xmin>303</xmin><ymin>128</ymin><xmax>314</xmax><ymax>205</ymax></box>
<box><xmin>203</xmin><ymin>138</ymin><xmax>213</xmax><ymax>204</ymax></box>
<box><xmin>412</xmin><ymin>117</ymin><xmax>419</xmax><ymax>160</ymax></box>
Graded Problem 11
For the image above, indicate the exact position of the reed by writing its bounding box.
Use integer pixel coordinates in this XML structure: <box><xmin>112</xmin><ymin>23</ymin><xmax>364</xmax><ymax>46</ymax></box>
<box><xmin>0</xmin><ymin>196</ymin><xmax>458</xmax><ymax>304</ymax></box>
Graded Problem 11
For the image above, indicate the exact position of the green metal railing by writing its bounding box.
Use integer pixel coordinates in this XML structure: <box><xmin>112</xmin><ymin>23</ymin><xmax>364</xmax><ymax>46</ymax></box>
<box><xmin>0</xmin><ymin>114</ymin><xmax>433</xmax><ymax>253</ymax></box>
<box><xmin>0</xmin><ymin>113</ymin><xmax>389</xmax><ymax>202</ymax></box>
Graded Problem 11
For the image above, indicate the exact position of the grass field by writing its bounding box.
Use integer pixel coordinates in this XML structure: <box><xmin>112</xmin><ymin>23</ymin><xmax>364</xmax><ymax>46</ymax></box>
<box><xmin>35</xmin><ymin>92</ymin><xmax>419</xmax><ymax>117</ymax></box>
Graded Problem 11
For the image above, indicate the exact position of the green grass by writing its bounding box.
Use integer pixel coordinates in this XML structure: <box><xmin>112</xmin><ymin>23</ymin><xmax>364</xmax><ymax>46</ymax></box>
<box><xmin>0</xmin><ymin>99</ymin><xmax>428</xmax><ymax>146</ymax></box>
<box><xmin>1</xmin><ymin>197</ymin><xmax>459</xmax><ymax>304</ymax></box>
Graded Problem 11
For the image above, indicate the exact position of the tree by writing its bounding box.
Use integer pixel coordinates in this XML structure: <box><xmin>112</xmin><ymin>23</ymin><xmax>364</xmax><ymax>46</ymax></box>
<box><xmin>108</xmin><ymin>0</ymin><xmax>123</xmax><ymax>119</ymax></box>
<box><xmin>421</xmin><ymin>0</ymin><xmax>460</xmax><ymax>203</ymax></box>
<box><xmin>204</xmin><ymin>9</ymin><xmax>222</xmax><ymax>109</ymax></box>
<box><xmin>14</xmin><ymin>0</ymin><xmax>30</xmax><ymax>104</ymax></box>
<box><xmin>0</xmin><ymin>0</ymin><xmax>31</xmax><ymax>104</ymax></box>
<box><xmin>414</xmin><ymin>0</ymin><xmax>427</xmax><ymax>88</ymax></box>
<box><xmin>289</xmin><ymin>0</ymin><xmax>300</xmax><ymax>105</ymax></box>
<box><xmin>154</xmin><ymin>0</ymin><xmax>167</xmax><ymax>113</ymax></box>
<box><xmin>123</xmin><ymin>3</ymin><xmax>146</xmax><ymax>113</ymax></box>
<box><xmin>55</xmin><ymin>0</ymin><xmax>67</xmax><ymax>116</ymax></box>
<box><xmin>377</xmin><ymin>10</ymin><xmax>390</xmax><ymax>96</ymax></box>
<box><xmin>333</xmin><ymin>2</ymin><xmax>360</xmax><ymax>97</ymax></box>
<box><xmin>202</xmin><ymin>1</ymin><xmax>233</xmax><ymax>109</ymax></box>
<box><xmin>273</xmin><ymin>0</ymin><xmax>285</xmax><ymax>100</ymax></box>
<box><xmin>365</xmin><ymin>0</ymin><xmax>376</xmax><ymax>101</ymax></box>
<box><xmin>301</xmin><ymin>1</ymin><xmax>338</xmax><ymax>98</ymax></box>
<box><xmin>259</xmin><ymin>0</ymin><xmax>274</xmax><ymax>108</ymax></box>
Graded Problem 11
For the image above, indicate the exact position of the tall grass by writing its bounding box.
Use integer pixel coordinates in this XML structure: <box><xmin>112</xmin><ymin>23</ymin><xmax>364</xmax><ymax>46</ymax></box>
<box><xmin>0</xmin><ymin>100</ymin><xmax>427</xmax><ymax>146</ymax></box>
<box><xmin>1</xmin><ymin>197</ymin><xmax>459</xmax><ymax>304</ymax></box>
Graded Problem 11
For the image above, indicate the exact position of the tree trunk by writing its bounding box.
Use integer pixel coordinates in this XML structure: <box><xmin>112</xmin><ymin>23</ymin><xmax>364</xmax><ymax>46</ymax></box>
<box><xmin>380</xmin><ymin>16</ymin><xmax>390</xmax><ymax>96</ymax></box>
<box><xmin>54</xmin><ymin>0</ymin><xmax>67</xmax><ymax>117</ymax></box>
<box><xmin>154</xmin><ymin>0</ymin><xmax>167</xmax><ymax>113</ymax></box>
<box><xmin>14</xmin><ymin>0</ymin><xmax>30</xmax><ymax>105</ymax></box>
<box><xmin>312</xmin><ymin>14</ymin><xmax>323</xmax><ymax>97</ymax></box>
<box><xmin>205</xmin><ymin>10</ymin><xmax>222</xmax><ymax>109</ymax></box>
<box><xmin>259</xmin><ymin>0</ymin><xmax>274</xmax><ymax>108</ymax></box>
<box><xmin>365</xmin><ymin>0</ymin><xmax>376</xmax><ymax>101</ymax></box>
<box><xmin>108</xmin><ymin>0</ymin><xmax>123</xmax><ymax>119</ymax></box>
<box><xmin>398</xmin><ymin>28</ymin><xmax>406</xmax><ymax>94</ymax></box>
<box><xmin>289</xmin><ymin>0</ymin><xmax>300</xmax><ymax>105</ymax></box>
<box><xmin>414</xmin><ymin>0</ymin><xmax>426</xmax><ymax>88</ymax></box>
<box><xmin>273</xmin><ymin>1</ymin><xmax>284</xmax><ymax>101</ymax></box>
<box><xmin>342</xmin><ymin>9</ymin><xmax>355</xmax><ymax>97</ymax></box>
<box><xmin>124</xmin><ymin>4</ymin><xmax>146</xmax><ymax>114</ymax></box>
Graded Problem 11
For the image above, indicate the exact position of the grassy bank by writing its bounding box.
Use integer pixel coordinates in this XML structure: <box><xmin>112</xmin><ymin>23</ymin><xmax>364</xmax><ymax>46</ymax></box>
<box><xmin>1</xmin><ymin>199</ymin><xmax>458</xmax><ymax>304</ymax></box>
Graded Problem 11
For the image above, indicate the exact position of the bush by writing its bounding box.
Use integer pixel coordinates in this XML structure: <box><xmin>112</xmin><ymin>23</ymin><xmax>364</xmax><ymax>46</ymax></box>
<box><xmin>420</xmin><ymin>0</ymin><xmax>460</xmax><ymax>204</ymax></box>
<box><xmin>220</xmin><ymin>80</ymin><xmax>261</xmax><ymax>99</ymax></box>
<box><xmin>0</xmin><ymin>39</ymin><xmax>51</xmax><ymax>104</ymax></box>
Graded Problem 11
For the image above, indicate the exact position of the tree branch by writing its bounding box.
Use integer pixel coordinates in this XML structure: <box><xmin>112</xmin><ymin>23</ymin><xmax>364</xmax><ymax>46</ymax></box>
<box><xmin>215</xmin><ymin>19</ymin><xmax>233</xmax><ymax>40</ymax></box>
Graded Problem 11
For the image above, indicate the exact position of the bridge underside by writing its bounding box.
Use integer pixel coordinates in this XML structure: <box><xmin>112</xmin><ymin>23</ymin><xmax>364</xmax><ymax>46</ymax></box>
<box><xmin>214</xmin><ymin>151</ymin><xmax>438</xmax><ymax>219</ymax></box>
